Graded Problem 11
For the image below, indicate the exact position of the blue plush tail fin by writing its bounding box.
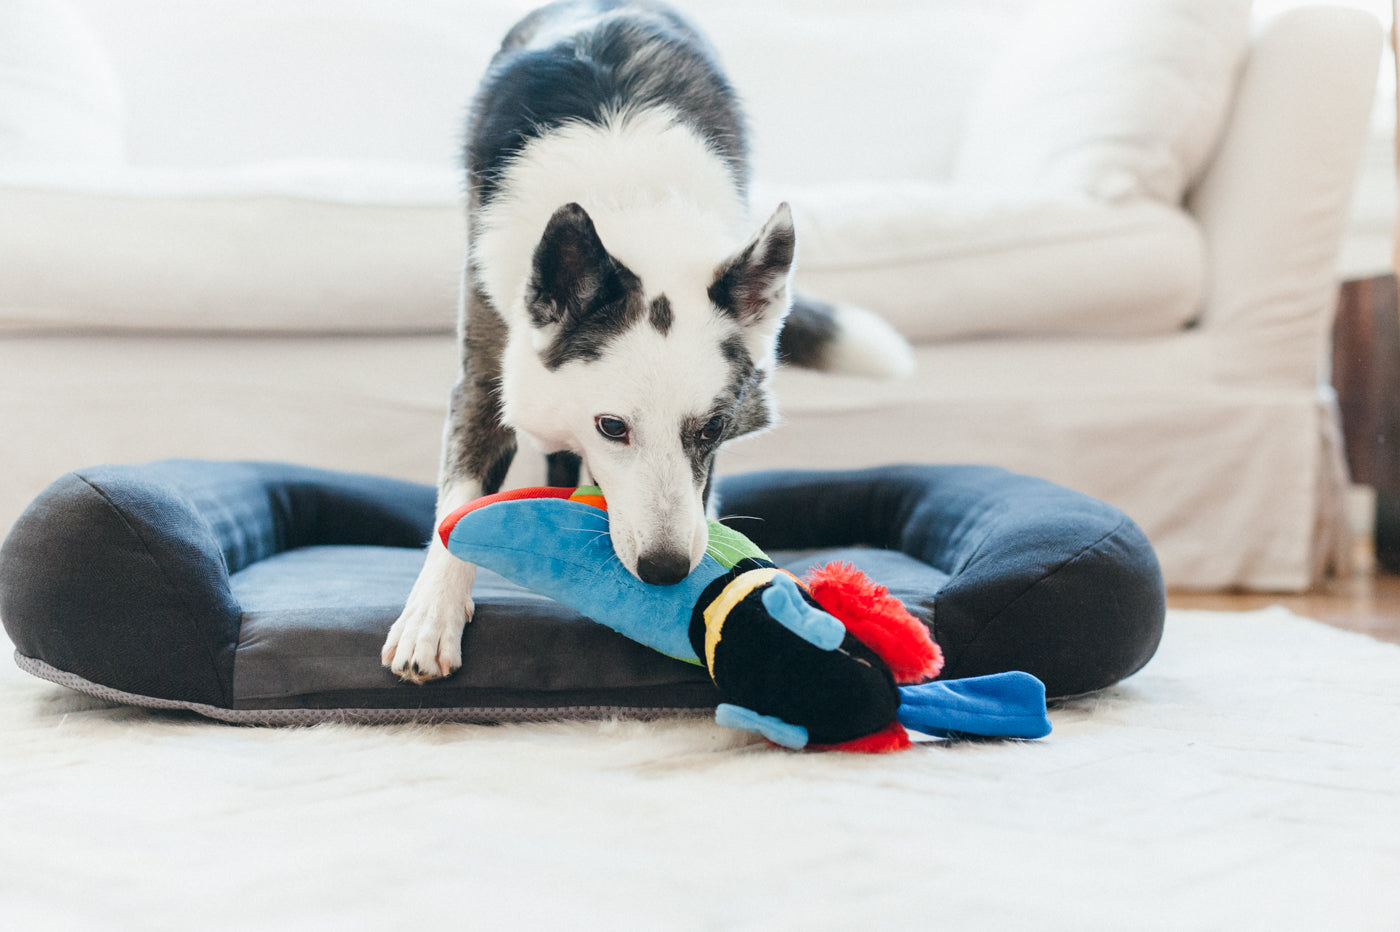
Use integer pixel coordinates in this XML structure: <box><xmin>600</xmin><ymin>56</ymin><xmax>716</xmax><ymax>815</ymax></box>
<box><xmin>896</xmin><ymin>672</ymin><xmax>1052</xmax><ymax>739</ymax></box>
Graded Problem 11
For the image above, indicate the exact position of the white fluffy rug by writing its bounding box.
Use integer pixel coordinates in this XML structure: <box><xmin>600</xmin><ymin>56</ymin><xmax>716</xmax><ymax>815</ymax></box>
<box><xmin>2</xmin><ymin>607</ymin><xmax>1398</xmax><ymax>931</ymax></box>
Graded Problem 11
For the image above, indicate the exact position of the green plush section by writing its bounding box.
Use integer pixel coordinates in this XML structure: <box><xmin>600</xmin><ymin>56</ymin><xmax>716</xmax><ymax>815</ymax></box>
<box><xmin>704</xmin><ymin>519</ymin><xmax>768</xmax><ymax>569</ymax></box>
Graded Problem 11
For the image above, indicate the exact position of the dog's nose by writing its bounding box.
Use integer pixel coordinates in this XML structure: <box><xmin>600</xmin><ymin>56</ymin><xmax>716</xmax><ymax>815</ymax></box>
<box><xmin>636</xmin><ymin>549</ymin><xmax>691</xmax><ymax>586</ymax></box>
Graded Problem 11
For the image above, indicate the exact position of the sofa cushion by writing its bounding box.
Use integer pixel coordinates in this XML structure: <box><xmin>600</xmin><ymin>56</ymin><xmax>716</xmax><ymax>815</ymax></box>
<box><xmin>3</xmin><ymin>169</ymin><xmax>1205</xmax><ymax>340</ymax></box>
<box><xmin>954</xmin><ymin>0</ymin><xmax>1252</xmax><ymax>203</ymax></box>
<box><xmin>0</xmin><ymin>164</ymin><xmax>463</xmax><ymax>334</ymax></box>
<box><xmin>774</xmin><ymin>182</ymin><xmax>1205</xmax><ymax>341</ymax></box>
<box><xmin>0</xmin><ymin>0</ymin><xmax>123</xmax><ymax>164</ymax></box>
<box><xmin>0</xmin><ymin>461</ymin><xmax>1166</xmax><ymax>721</ymax></box>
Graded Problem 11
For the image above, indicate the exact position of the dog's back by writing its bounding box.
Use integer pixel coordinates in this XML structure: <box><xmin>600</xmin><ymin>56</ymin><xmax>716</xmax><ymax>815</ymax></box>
<box><xmin>468</xmin><ymin>1</ymin><xmax>749</xmax><ymax>213</ymax></box>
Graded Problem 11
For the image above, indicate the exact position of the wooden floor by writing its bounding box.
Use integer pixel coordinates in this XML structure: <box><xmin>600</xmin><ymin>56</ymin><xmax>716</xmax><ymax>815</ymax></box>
<box><xmin>1168</xmin><ymin>544</ymin><xmax>1400</xmax><ymax>645</ymax></box>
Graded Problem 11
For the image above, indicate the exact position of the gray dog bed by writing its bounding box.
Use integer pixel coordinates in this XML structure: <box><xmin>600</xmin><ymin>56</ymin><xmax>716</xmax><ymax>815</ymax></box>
<box><xmin>0</xmin><ymin>461</ymin><xmax>1165</xmax><ymax>723</ymax></box>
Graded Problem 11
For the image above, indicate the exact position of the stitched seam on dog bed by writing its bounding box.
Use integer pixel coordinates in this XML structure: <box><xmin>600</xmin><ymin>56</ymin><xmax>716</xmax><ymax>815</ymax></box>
<box><xmin>74</xmin><ymin>473</ymin><xmax>234</xmax><ymax>705</ymax></box>
<box><xmin>944</xmin><ymin>514</ymin><xmax>1133</xmax><ymax>679</ymax></box>
<box><xmin>15</xmin><ymin>652</ymin><xmax>714</xmax><ymax>726</ymax></box>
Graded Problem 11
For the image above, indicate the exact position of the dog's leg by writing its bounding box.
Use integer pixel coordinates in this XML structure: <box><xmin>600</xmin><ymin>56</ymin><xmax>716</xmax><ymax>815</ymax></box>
<box><xmin>546</xmin><ymin>451</ymin><xmax>582</xmax><ymax>488</ymax></box>
<box><xmin>383</xmin><ymin>285</ymin><xmax>515</xmax><ymax>683</ymax></box>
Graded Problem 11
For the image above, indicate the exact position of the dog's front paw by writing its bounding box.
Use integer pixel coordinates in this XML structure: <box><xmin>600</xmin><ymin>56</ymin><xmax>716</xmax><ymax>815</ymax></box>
<box><xmin>382</xmin><ymin>547</ymin><xmax>476</xmax><ymax>684</ymax></box>
<box><xmin>381</xmin><ymin>595</ymin><xmax>471</xmax><ymax>684</ymax></box>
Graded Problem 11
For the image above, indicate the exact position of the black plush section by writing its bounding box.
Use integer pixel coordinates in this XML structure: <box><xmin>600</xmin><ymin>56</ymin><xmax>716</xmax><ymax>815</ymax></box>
<box><xmin>718</xmin><ymin>465</ymin><xmax>1166</xmax><ymax>699</ymax></box>
<box><xmin>684</xmin><ymin>560</ymin><xmax>900</xmax><ymax>745</ymax></box>
<box><xmin>711</xmin><ymin>598</ymin><xmax>900</xmax><ymax>746</ymax></box>
<box><xmin>0</xmin><ymin>461</ymin><xmax>436</xmax><ymax>706</ymax></box>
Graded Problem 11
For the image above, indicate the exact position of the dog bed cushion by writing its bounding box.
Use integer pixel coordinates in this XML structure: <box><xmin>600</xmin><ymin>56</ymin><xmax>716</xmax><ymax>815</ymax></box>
<box><xmin>0</xmin><ymin>461</ymin><xmax>1165</xmax><ymax>723</ymax></box>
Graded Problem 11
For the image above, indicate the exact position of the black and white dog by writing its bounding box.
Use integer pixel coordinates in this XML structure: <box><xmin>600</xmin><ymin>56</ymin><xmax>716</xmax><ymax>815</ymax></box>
<box><xmin>383</xmin><ymin>0</ymin><xmax>911</xmax><ymax>682</ymax></box>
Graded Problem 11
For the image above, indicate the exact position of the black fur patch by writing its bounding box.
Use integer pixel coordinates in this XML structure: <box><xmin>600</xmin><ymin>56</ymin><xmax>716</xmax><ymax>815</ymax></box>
<box><xmin>546</xmin><ymin>451</ymin><xmax>583</xmax><ymax>488</ymax></box>
<box><xmin>729</xmin><ymin>375</ymin><xmax>773</xmax><ymax>440</ymax></box>
<box><xmin>528</xmin><ymin>203</ymin><xmax>646</xmax><ymax>369</ymax></box>
<box><xmin>441</xmin><ymin>274</ymin><xmax>518</xmax><ymax>493</ymax></box>
<box><xmin>465</xmin><ymin>1</ymin><xmax>749</xmax><ymax>207</ymax></box>
<box><xmin>649</xmin><ymin>295</ymin><xmax>673</xmax><ymax>335</ymax></box>
<box><xmin>539</xmin><ymin>292</ymin><xmax>646</xmax><ymax>370</ymax></box>
<box><xmin>680</xmin><ymin>412</ymin><xmax>723</xmax><ymax>487</ymax></box>
<box><xmin>709</xmin><ymin>213</ymin><xmax>796</xmax><ymax>324</ymax></box>
<box><xmin>675</xmin><ymin>335</ymin><xmax>765</xmax><ymax>485</ymax></box>
<box><xmin>719</xmin><ymin>333</ymin><xmax>752</xmax><ymax>374</ymax></box>
<box><xmin>717</xmin><ymin>335</ymin><xmax>773</xmax><ymax>440</ymax></box>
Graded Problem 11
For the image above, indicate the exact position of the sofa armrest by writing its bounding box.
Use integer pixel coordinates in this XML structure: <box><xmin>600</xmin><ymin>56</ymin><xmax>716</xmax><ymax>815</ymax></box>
<box><xmin>1187</xmin><ymin>7</ymin><xmax>1382</xmax><ymax>386</ymax></box>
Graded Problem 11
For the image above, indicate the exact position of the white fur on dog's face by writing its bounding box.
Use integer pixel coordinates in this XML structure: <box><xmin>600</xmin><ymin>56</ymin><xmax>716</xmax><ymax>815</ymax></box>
<box><xmin>559</xmin><ymin>316</ymin><xmax>728</xmax><ymax>575</ymax></box>
<box><xmin>502</xmin><ymin>289</ymin><xmax>759</xmax><ymax>583</ymax></box>
<box><xmin>498</xmin><ymin>201</ymin><xmax>794</xmax><ymax>584</ymax></box>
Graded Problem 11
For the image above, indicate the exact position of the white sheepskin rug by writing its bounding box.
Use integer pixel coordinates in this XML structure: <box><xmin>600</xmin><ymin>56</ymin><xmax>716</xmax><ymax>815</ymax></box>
<box><xmin>2</xmin><ymin>607</ymin><xmax>1398</xmax><ymax>930</ymax></box>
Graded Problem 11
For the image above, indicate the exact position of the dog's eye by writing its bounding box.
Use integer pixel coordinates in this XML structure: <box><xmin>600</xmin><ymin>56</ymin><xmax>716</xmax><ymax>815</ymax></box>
<box><xmin>595</xmin><ymin>415</ymin><xmax>630</xmax><ymax>443</ymax></box>
<box><xmin>697</xmin><ymin>416</ymin><xmax>725</xmax><ymax>445</ymax></box>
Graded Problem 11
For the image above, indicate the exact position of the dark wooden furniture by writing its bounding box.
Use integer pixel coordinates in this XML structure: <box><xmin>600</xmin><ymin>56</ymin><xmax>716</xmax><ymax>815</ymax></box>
<box><xmin>1332</xmin><ymin>274</ymin><xmax>1400</xmax><ymax>572</ymax></box>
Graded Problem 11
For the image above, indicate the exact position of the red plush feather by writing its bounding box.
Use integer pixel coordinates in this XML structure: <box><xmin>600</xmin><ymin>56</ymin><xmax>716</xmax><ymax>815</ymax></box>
<box><xmin>438</xmin><ymin>486</ymin><xmax>575</xmax><ymax>548</ymax></box>
<box><xmin>812</xmin><ymin>720</ymin><xmax>912</xmax><ymax>754</ymax></box>
<box><xmin>803</xmin><ymin>561</ymin><xmax>943</xmax><ymax>684</ymax></box>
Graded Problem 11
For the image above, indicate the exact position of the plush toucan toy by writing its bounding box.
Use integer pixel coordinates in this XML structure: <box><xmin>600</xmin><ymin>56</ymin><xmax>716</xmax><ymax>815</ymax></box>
<box><xmin>439</xmin><ymin>486</ymin><xmax>1051</xmax><ymax>752</ymax></box>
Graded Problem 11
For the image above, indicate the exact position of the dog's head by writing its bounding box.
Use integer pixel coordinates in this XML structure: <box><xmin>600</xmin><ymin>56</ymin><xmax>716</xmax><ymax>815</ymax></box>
<box><xmin>504</xmin><ymin>201</ymin><xmax>795</xmax><ymax>585</ymax></box>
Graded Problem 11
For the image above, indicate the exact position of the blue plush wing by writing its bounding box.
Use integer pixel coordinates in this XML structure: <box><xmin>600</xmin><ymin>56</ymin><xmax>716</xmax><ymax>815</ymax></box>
<box><xmin>444</xmin><ymin>498</ymin><xmax>720</xmax><ymax>664</ymax></box>
<box><xmin>714</xmin><ymin>704</ymin><xmax>809</xmax><ymax>750</ymax></box>
<box><xmin>760</xmin><ymin>574</ymin><xmax>846</xmax><ymax>650</ymax></box>
<box><xmin>896</xmin><ymin>671</ymin><xmax>1052</xmax><ymax>739</ymax></box>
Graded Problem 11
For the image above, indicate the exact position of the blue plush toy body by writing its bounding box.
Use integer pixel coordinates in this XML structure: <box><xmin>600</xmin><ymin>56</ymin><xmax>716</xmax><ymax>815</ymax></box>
<box><xmin>440</xmin><ymin>485</ymin><xmax>1051</xmax><ymax>751</ymax></box>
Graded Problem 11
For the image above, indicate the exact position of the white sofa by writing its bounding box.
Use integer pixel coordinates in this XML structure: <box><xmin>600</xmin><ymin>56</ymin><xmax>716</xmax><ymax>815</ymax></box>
<box><xmin>0</xmin><ymin>0</ymin><xmax>1383</xmax><ymax>590</ymax></box>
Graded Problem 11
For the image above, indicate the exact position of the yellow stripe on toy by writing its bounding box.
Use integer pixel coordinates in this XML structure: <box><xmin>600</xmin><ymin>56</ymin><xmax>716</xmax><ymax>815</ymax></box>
<box><xmin>702</xmin><ymin>567</ymin><xmax>801</xmax><ymax>674</ymax></box>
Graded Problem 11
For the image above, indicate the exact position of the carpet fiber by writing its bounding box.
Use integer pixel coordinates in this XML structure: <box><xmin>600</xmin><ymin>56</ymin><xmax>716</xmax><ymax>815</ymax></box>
<box><xmin>2</xmin><ymin>607</ymin><xmax>1397</xmax><ymax>930</ymax></box>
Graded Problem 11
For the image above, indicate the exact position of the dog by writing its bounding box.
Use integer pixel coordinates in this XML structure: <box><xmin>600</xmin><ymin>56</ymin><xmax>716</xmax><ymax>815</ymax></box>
<box><xmin>383</xmin><ymin>0</ymin><xmax>912</xmax><ymax>683</ymax></box>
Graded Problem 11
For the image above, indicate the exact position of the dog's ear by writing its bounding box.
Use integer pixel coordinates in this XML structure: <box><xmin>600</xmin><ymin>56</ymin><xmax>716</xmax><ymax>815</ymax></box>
<box><xmin>709</xmin><ymin>203</ymin><xmax>796</xmax><ymax>330</ymax></box>
<box><xmin>528</xmin><ymin>202</ymin><xmax>632</xmax><ymax>328</ymax></box>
